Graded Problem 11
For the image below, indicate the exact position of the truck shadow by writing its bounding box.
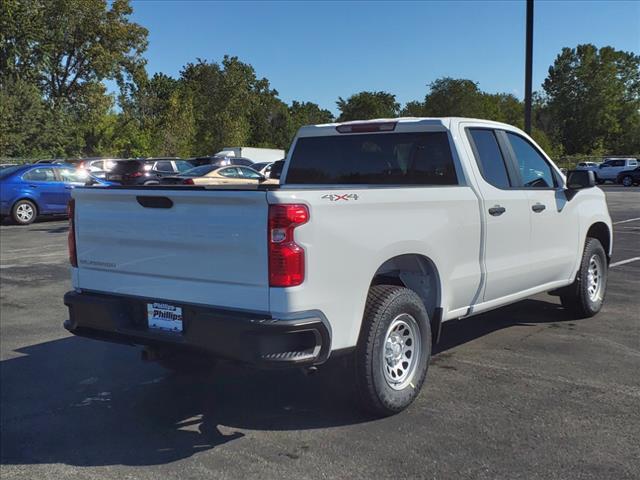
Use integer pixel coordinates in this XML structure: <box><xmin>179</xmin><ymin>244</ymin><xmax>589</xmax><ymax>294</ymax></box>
<box><xmin>1</xmin><ymin>297</ymin><xmax>573</xmax><ymax>467</ymax></box>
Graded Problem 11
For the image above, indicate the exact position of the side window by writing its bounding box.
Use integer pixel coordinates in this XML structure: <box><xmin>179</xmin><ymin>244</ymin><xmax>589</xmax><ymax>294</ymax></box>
<box><xmin>58</xmin><ymin>168</ymin><xmax>86</xmax><ymax>183</ymax></box>
<box><xmin>506</xmin><ymin>132</ymin><xmax>555</xmax><ymax>188</ymax></box>
<box><xmin>23</xmin><ymin>168</ymin><xmax>56</xmax><ymax>182</ymax></box>
<box><xmin>467</xmin><ymin>129</ymin><xmax>511</xmax><ymax>189</ymax></box>
<box><xmin>238</xmin><ymin>168</ymin><xmax>262</xmax><ymax>179</ymax></box>
<box><xmin>154</xmin><ymin>160</ymin><xmax>173</xmax><ymax>172</ymax></box>
<box><xmin>218</xmin><ymin>167</ymin><xmax>238</xmax><ymax>178</ymax></box>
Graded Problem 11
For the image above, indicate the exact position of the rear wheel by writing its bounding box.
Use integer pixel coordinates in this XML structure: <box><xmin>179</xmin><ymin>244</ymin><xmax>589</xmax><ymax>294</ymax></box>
<box><xmin>560</xmin><ymin>238</ymin><xmax>607</xmax><ymax>317</ymax></box>
<box><xmin>621</xmin><ymin>175</ymin><xmax>633</xmax><ymax>187</ymax></box>
<box><xmin>11</xmin><ymin>199</ymin><xmax>37</xmax><ymax>225</ymax></box>
<box><xmin>355</xmin><ymin>285</ymin><xmax>431</xmax><ymax>416</ymax></box>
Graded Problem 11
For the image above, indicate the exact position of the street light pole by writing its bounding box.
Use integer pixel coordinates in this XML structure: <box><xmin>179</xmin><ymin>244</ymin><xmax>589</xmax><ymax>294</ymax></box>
<box><xmin>524</xmin><ymin>0</ymin><xmax>534</xmax><ymax>134</ymax></box>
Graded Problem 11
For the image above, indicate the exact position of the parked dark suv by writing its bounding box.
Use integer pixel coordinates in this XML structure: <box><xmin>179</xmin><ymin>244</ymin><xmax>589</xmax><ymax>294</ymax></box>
<box><xmin>106</xmin><ymin>158</ymin><xmax>194</xmax><ymax>185</ymax></box>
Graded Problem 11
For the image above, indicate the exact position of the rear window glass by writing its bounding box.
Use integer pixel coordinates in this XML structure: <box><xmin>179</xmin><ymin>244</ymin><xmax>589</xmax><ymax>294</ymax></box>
<box><xmin>0</xmin><ymin>166</ymin><xmax>24</xmax><ymax>179</ymax></box>
<box><xmin>111</xmin><ymin>160</ymin><xmax>142</xmax><ymax>174</ymax></box>
<box><xmin>286</xmin><ymin>132</ymin><xmax>457</xmax><ymax>185</ymax></box>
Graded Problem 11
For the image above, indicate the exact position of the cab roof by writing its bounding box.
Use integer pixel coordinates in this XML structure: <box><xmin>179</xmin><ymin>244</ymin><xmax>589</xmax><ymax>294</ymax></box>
<box><xmin>297</xmin><ymin>117</ymin><xmax>522</xmax><ymax>137</ymax></box>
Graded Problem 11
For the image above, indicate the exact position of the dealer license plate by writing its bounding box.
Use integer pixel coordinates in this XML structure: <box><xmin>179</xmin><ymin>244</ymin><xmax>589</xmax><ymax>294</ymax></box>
<box><xmin>147</xmin><ymin>302</ymin><xmax>183</xmax><ymax>333</ymax></box>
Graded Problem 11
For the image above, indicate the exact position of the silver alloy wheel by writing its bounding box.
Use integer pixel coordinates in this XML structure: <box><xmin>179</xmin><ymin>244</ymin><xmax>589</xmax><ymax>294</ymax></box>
<box><xmin>586</xmin><ymin>254</ymin><xmax>604</xmax><ymax>302</ymax></box>
<box><xmin>16</xmin><ymin>203</ymin><xmax>34</xmax><ymax>222</ymax></box>
<box><xmin>381</xmin><ymin>313</ymin><xmax>421</xmax><ymax>390</ymax></box>
<box><xmin>622</xmin><ymin>176</ymin><xmax>633</xmax><ymax>187</ymax></box>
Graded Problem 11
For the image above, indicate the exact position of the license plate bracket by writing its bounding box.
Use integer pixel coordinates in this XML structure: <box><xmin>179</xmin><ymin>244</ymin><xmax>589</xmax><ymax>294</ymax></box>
<box><xmin>147</xmin><ymin>302</ymin><xmax>183</xmax><ymax>333</ymax></box>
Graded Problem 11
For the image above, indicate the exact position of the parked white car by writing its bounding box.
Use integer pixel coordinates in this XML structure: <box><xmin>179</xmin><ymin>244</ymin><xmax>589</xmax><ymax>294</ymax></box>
<box><xmin>64</xmin><ymin>117</ymin><xmax>612</xmax><ymax>416</ymax></box>
<box><xmin>595</xmin><ymin>158</ymin><xmax>638</xmax><ymax>183</ymax></box>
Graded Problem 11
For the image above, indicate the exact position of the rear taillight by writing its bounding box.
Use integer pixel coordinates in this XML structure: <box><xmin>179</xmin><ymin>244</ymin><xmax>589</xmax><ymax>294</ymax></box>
<box><xmin>67</xmin><ymin>198</ymin><xmax>77</xmax><ymax>267</ymax></box>
<box><xmin>182</xmin><ymin>178</ymin><xmax>195</xmax><ymax>185</ymax></box>
<box><xmin>127</xmin><ymin>171</ymin><xmax>143</xmax><ymax>178</ymax></box>
<box><xmin>268</xmin><ymin>204</ymin><xmax>309</xmax><ymax>287</ymax></box>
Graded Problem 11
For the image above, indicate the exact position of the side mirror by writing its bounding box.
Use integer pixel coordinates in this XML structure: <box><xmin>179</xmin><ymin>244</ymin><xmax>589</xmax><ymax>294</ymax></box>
<box><xmin>565</xmin><ymin>170</ymin><xmax>595</xmax><ymax>200</ymax></box>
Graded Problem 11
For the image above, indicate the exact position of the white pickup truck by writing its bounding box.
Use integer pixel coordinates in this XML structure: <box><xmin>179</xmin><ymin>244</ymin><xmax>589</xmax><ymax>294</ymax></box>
<box><xmin>64</xmin><ymin>118</ymin><xmax>612</xmax><ymax>415</ymax></box>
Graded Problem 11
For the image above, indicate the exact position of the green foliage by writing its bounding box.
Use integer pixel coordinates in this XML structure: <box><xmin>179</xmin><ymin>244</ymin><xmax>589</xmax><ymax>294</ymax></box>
<box><xmin>403</xmin><ymin>78</ymin><xmax>525</xmax><ymax>127</ymax></box>
<box><xmin>0</xmin><ymin>0</ymin><xmax>148</xmax><ymax>158</ymax></box>
<box><xmin>543</xmin><ymin>44</ymin><xmax>640</xmax><ymax>155</ymax></box>
<box><xmin>337</xmin><ymin>91</ymin><xmax>400</xmax><ymax>121</ymax></box>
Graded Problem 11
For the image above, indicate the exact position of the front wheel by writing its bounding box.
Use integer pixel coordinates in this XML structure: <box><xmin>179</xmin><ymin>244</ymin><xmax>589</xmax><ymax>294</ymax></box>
<box><xmin>12</xmin><ymin>199</ymin><xmax>37</xmax><ymax>225</ymax></box>
<box><xmin>560</xmin><ymin>238</ymin><xmax>607</xmax><ymax>317</ymax></box>
<box><xmin>355</xmin><ymin>285</ymin><xmax>431</xmax><ymax>416</ymax></box>
<box><xmin>621</xmin><ymin>175</ymin><xmax>633</xmax><ymax>187</ymax></box>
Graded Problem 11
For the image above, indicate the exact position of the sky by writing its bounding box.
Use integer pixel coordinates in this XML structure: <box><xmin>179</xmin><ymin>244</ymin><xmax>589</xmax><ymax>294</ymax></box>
<box><xmin>127</xmin><ymin>0</ymin><xmax>640</xmax><ymax>115</ymax></box>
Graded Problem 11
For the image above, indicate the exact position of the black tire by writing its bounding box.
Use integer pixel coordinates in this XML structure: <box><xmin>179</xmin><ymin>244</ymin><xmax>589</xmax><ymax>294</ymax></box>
<box><xmin>11</xmin><ymin>199</ymin><xmax>37</xmax><ymax>225</ymax></box>
<box><xmin>560</xmin><ymin>238</ymin><xmax>607</xmax><ymax>317</ymax></box>
<box><xmin>621</xmin><ymin>175</ymin><xmax>633</xmax><ymax>187</ymax></box>
<box><xmin>355</xmin><ymin>285</ymin><xmax>431</xmax><ymax>416</ymax></box>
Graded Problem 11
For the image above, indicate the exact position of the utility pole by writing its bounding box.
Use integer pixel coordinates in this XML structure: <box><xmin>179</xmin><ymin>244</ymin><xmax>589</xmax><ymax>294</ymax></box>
<box><xmin>524</xmin><ymin>0</ymin><xmax>534</xmax><ymax>134</ymax></box>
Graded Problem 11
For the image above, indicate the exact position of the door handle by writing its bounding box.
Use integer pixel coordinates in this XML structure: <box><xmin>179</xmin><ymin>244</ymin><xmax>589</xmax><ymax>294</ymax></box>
<box><xmin>488</xmin><ymin>205</ymin><xmax>506</xmax><ymax>216</ymax></box>
<box><xmin>532</xmin><ymin>203</ymin><xmax>546</xmax><ymax>213</ymax></box>
<box><xmin>64</xmin><ymin>186</ymin><xmax>73</xmax><ymax>190</ymax></box>
<box><xmin>29</xmin><ymin>184</ymin><xmax>38</xmax><ymax>188</ymax></box>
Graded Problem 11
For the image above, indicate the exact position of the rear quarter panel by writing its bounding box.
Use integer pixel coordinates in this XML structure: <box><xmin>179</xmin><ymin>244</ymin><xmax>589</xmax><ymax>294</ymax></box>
<box><xmin>268</xmin><ymin>186</ymin><xmax>482</xmax><ymax>350</ymax></box>
<box><xmin>0</xmin><ymin>178</ymin><xmax>39</xmax><ymax>215</ymax></box>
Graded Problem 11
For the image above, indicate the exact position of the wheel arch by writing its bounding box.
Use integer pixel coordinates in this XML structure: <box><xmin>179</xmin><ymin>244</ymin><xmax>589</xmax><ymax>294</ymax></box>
<box><xmin>369</xmin><ymin>253</ymin><xmax>442</xmax><ymax>329</ymax></box>
<box><xmin>586</xmin><ymin>222</ymin><xmax>611</xmax><ymax>261</ymax></box>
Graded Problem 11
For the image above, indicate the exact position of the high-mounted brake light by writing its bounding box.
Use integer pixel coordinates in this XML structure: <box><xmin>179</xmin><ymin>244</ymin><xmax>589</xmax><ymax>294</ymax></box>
<box><xmin>336</xmin><ymin>121</ymin><xmax>397</xmax><ymax>134</ymax></box>
<box><xmin>268</xmin><ymin>204</ymin><xmax>309</xmax><ymax>287</ymax></box>
<box><xmin>67</xmin><ymin>198</ymin><xmax>77</xmax><ymax>267</ymax></box>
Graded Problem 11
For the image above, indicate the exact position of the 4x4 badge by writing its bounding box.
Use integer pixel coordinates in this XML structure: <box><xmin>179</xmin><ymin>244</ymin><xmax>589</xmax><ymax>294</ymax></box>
<box><xmin>321</xmin><ymin>193</ymin><xmax>359</xmax><ymax>201</ymax></box>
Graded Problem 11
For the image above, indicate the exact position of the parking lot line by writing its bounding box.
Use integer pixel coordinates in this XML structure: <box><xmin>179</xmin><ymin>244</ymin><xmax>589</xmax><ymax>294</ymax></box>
<box><xmin>613</xmin><ymin>217</ymin><xmax>640</xmax><ymax>225</ymax></box>
<box><xmin>610</xmin><ymin>257</ymin><xmax>640</xmax><ymax>268</ymax></box>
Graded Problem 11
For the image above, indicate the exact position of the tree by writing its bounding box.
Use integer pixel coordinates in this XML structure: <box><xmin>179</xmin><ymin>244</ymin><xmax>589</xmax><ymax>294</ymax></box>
<box><xmin>422</xmin><ymin>78</ymin><xmax>487</xmax><ymax>118</ymax></box>
<box><xmin>1</xmin><ymin>0</ymin><xmax>147</xmax><ymax>105</ymax></box>
<box><xmin>289</xmin><ymin>101</ymin><xmax>334</xmax><ymax>132</ymax></box>
<box><xmin>401</xmin><ymin>78</ymin><xmax>523</xmax><ymax>127</ymax></box>
<box><xmin>0</xmin><ymin>78</ymin><xmax>56</xmax><ymax>157</ymax></box>
<box><xmin>0</xmin><ymin>0</ymin><xmax>148</xmax><ymax>158</ymax></box>
<box><xmin>337</xmin><ymin>91</ymin><xmax>399</xmax><ymax>121</ymax></box>
<box><xmin>543</xmin><ymin>44</ymin><xmax>640</xmax><ymax>154</ymax></box>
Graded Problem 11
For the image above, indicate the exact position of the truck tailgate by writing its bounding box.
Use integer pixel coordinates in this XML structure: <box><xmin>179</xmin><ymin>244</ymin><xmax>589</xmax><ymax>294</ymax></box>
<box><xmin>72</xmin><ymin>188</ymin><xmax>270</xmax><ymax>311</ymax></box>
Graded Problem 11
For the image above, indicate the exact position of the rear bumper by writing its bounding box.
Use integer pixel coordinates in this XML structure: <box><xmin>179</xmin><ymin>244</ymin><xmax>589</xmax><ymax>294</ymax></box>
<box><xmin>63</xmin><ymin>291</ymin><xmax>331</xmax><ymax>368</ymax></box>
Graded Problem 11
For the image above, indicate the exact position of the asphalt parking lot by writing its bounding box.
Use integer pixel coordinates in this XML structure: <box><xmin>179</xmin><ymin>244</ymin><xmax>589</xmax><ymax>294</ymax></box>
<box><xmin>1</xmin><ymin>186</ymin><xmax>638</xmax><ymax>480</ymax></box>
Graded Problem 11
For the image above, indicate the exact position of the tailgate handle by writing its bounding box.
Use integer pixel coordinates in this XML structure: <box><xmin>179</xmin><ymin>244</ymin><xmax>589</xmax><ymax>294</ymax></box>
<box><xmin>136</xmin><ymin>196</ymin><xmax>173</xmax><ymax>209</ymax></box>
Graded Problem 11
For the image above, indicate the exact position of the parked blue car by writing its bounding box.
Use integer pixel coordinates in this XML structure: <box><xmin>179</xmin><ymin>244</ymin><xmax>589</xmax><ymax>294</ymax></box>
<box><xmin>0</xmin><ymin>164</ymin><xmax>111</xmax><ymax>225</ymax></box>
